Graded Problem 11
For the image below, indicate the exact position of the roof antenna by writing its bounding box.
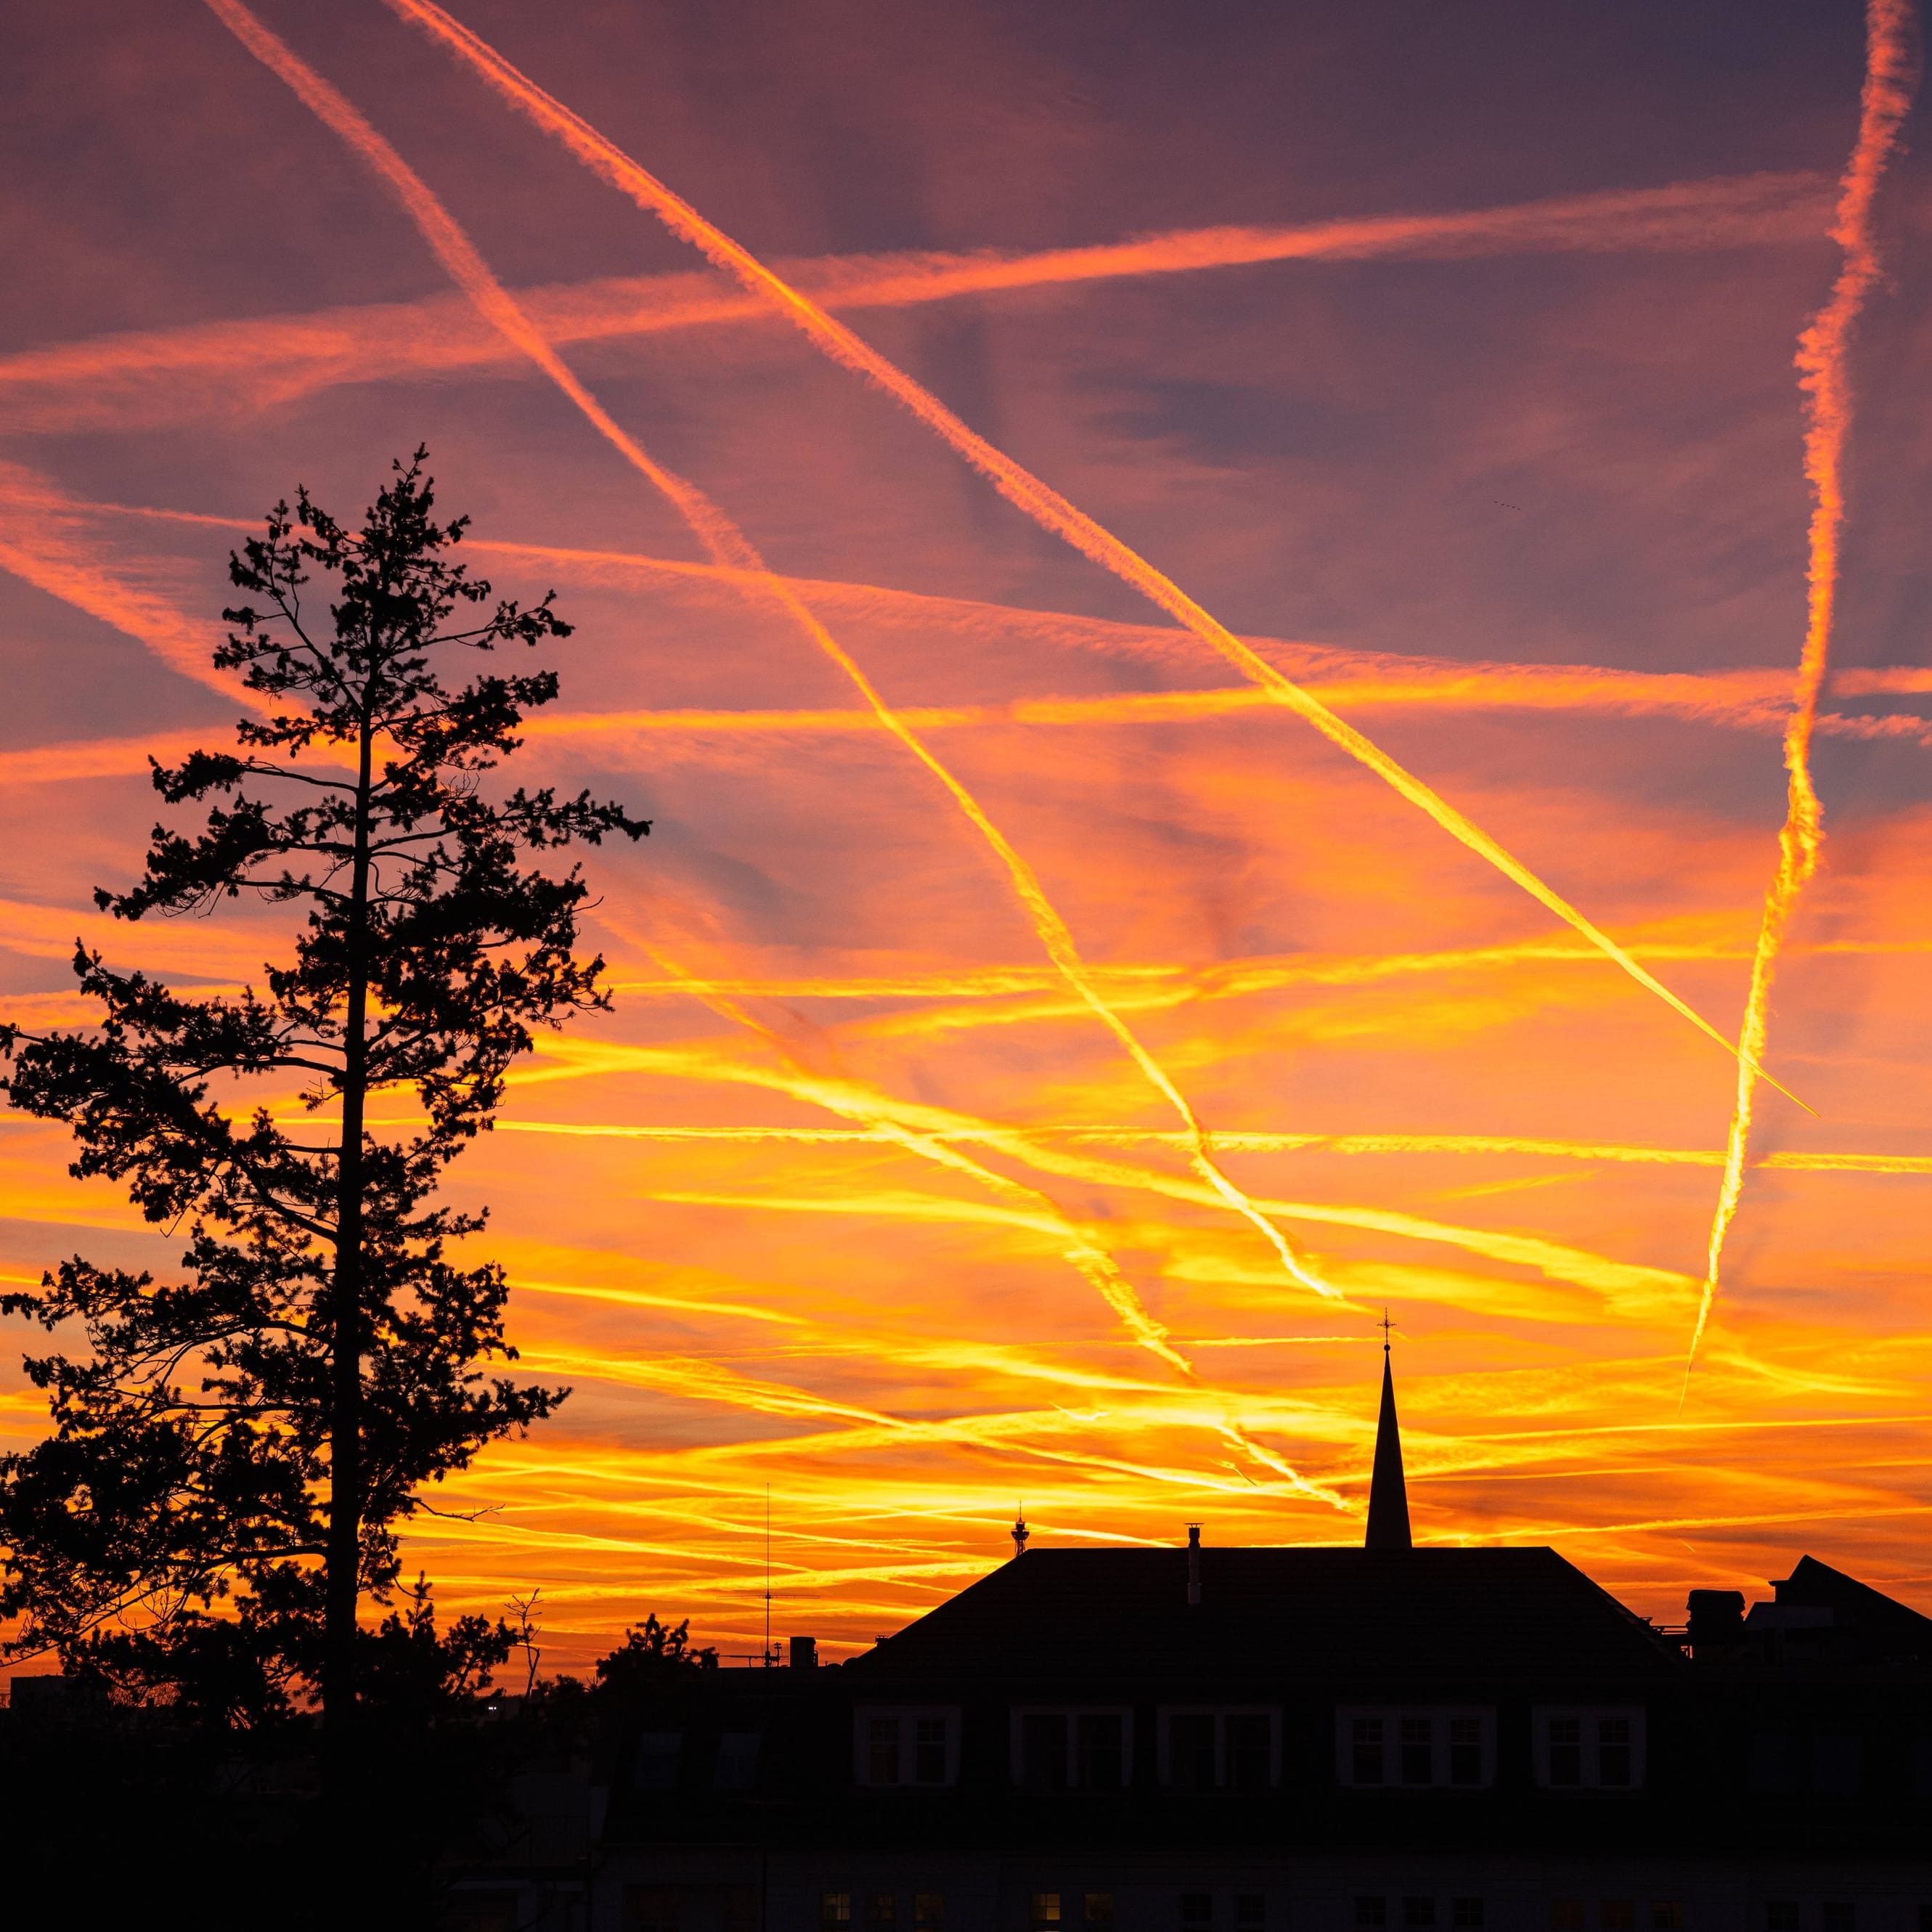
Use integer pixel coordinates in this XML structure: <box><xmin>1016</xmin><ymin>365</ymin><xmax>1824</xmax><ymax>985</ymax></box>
<box><xmin>764</xmin><ymin>1483</ymin><xmax>773</xmax><ymax>1667</ymax></box>
<box><xmin>1011</xmin><ymin>1500</ymin><xmax>1030</xmax><ymax>1559</ymax></box>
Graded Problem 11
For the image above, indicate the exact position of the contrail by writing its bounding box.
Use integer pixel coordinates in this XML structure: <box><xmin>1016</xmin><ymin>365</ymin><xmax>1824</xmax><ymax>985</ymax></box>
<box><xmin>61</xmin><ymin>502</ymin><xmax>1932</xmax><ymax>744</ymax></box>
<box><xmin>637</xmin><ymin>934</ymin><xmax>1197</xmax><ymax>1375</ymax></box>
<box><xmin>493</xmin><ymin>1118</ymin><xmax>1932</xmax><ymax>1178</ymax></box>
<box><xmin>381</xmin><ymin>0</ymin><xmax>1796</xmax><ymax>1101</ymax></box>
<box><xmin>1685</xmin><ymin>0</ymin><xmax>1920</xmax><ymax>1390</ymax></box>
<box><xmin>637</xmin><ymin>941</ymin><xmax>1345</xmax><ymax>1505</ymax></box>
<box><xmin>0</xmin><ymin>460</ymin><xmax>249</xmax><ymax>707</ymax></box>
<box><xmin>0</xmin><ymin>172</ymin><xmax>1830</xmax><ymax>436</ymax></box>
<box><xmin>205</xmin><ymin>0</ymin><xmax>1336</xmax><ymax>1304</ymax></box>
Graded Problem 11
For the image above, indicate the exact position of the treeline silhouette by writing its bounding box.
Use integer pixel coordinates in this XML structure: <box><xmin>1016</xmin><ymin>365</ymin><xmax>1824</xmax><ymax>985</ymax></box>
<box><xmin>0</xmin><ymin>453</ymin><xmax>658</xmax><ymax>1922</ymax></box>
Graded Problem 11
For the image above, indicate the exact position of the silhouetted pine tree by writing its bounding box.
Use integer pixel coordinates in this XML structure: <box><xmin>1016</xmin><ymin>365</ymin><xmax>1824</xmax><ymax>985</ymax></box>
<box><xmin>0</xmin><ymin>449</ymin><xmax>647</xmax><ymax>1745</ymax></box>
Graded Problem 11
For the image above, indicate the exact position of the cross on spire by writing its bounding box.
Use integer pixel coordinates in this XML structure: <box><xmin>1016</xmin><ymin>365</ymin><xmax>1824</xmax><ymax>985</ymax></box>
<box><xmin>1366</xmin><ymin>1311</ymin><xmax>1412</xmax><ymax>1550</ymax></box>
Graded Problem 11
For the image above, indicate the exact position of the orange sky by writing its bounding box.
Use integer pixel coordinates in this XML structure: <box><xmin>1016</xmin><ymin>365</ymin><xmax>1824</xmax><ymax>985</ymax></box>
<box><xmin>1</xmin><ymin>0</ymin><xmax>1929</xmax><ymax>1674</ymax></box>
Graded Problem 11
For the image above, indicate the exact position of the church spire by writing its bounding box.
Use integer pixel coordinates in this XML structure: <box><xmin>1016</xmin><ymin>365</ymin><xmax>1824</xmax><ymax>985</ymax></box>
<box><xmin>1366</xmin><ymin>1313</ymin><xmax>1412</xmax><ymax>1550</ymax></box>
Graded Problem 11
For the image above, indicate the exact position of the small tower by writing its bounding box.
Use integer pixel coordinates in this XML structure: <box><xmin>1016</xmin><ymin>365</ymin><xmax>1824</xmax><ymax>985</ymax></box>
<box><xmin>1365</xmin><ymin>1313</ymin><xmax>1412</xmax><ymax>1551</ymax></box>
<box><xmin>1011</xmin><ymin>1509</ymin><xmax>1030</xmax><ymax>1559</ymax></box>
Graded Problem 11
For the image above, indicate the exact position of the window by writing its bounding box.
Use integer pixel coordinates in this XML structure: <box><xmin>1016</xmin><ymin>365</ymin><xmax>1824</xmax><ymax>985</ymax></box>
<box><xmin>1228</xmin><ymin>1716</ymin><xmax>1271</xmax><ymax>1790</ymax></box>
<box><xmin>1752</xmin><ymin>1731</ymin><xmax>1801</xmax><ymax>1794</ymax></box>
<box><xmin>916</xmin><ymin>1901</ymin><xmax>943</xmax><ymax>1931</ymax></box>
<box><xmin>1404</xmin><ymin>1902</ymin><xmax>1436</xmax><ymax>1930</ymax></box>
<box><xmin>1182</xmin><ymin>1898</ymin><xmax>1213</xmax><ymax>1932</ymax></box>
<box><xmin>1013</xmin><ymin>1708</ymin><xmax>1133</xmax><ymax>1790</ymax></box>
<box><xmin>1338</xmin><ymin>1710</ymin><xmax>1494</xmax><ymax>1789</ymax></box>
<box><xmin>1161</xmin><ymin>1708</ymin><xmax>1279</xmax><ymax>1789</ymax></box>
<box><xmin>822</xmin><ymin>1899</ymin><xmax>852</xmax><ymax>1931</ymax></box>
<box><xmin>1085</xmin><ymin>1898</ymin><xmax>1114</xmax><ymax>1928</ymax></box>
<box><xmin>1236</xmin><ymin>1898</ymin><xmax>1265</xmax><ymax>1931</ymax></box>
<box><xmin>1533</xmin><ymin>1710</ymin><xmax>1647</xmax><ymax>1790</ymax></box>
<box><xmin>1814</xmin><ymin>1737</ymin><xmax>1861</xmax><ymax>1796</ymax></box>
<box><xmin>1821</xmin><ymin>1909</ymin><xmax>1854</xmax><ymax>1932</ymax></box>
<box><xmin>1452</xmin><ymin>1904</ymin><xmax>1483</xmax><ymax>1931</ymax></box>
<box><xmin>1032</xmin><ymin>1898</ymin><xmax>1061</xmax><ymax>1931</ymax></box>
<box><xmin>1652</xmin><ymin>1907</ymin><xmax>1684</xmax><ymax>1932</ymax></box>
<box><xmin>870</xmin><ymin>1897</ymin><xmax>895</xmax><ymax>1931</ymax></box>
<box><xmin>1552</xmin><ymin>1904</ymin><xmax>1584</xmax><ymax>1932</ymax></box>
<box><xmin>723</xmin><ymin>1891</ymin><xmax>758</xmax><ymax>1932</ymax></box>
<box><xmin>635</xmin><ymin>1731</ymin><xmax>682</xmax><ymax>1790</ymax></box>
<box><xmin>855</xmin><ymin>1708</ymin><xmax>959</xmax><ymax>1788</ymax></box>
<box><xmin>632</xmin><ymin>1896</ymin><xmax>679</xmax><ymax>1932</ymax></box>
<box><xmin>1766</xmin><ymin>1908</ymin><xmax>1798</xmax><ymax>1932</ymax></box>
<box><xmin>1604</xmin><ymin>1907</ymin><xmax>1634</xmax><ymax>1932</ymax></box>
<box><xmin>1078</xmin><ymin>1714</ymin><xmax>1127</xmax><ymax>1790</ymax></box>
<box><xmin>1357</xmin><ymin>1904</ymin><xmax>1388</xmax><ymax>1931</ymax></box>
<box><xmin>715</xmin><ymin>1732</ymin><xmax>761</xmax><ymax>1790</ymax></box>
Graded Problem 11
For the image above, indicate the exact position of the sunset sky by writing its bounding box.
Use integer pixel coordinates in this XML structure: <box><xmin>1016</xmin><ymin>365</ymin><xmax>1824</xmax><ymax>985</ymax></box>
<box><xmin>3</xmin><ymin>0</ymin><xmax>1929</xmax><ymax>1674</ymax></box>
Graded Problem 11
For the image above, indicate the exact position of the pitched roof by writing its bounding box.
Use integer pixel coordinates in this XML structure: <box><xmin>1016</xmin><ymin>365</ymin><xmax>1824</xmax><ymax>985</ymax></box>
<box><xmin>848</xmin><ymin>1544</ymin><xmax>1678</xmax><ymax>1686</ymax></box>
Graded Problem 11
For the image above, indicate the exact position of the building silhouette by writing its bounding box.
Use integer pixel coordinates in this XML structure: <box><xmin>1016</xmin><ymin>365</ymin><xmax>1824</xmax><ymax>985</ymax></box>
<box><xmin>445</xmin><ymin>1348</ymin><xmax>1932</xmax><ymax>1932</ymax></box>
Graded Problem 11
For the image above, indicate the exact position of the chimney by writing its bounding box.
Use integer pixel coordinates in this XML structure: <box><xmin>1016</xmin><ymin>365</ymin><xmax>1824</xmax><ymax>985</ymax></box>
<box><xmin>1186</xmin><ymin>1523</ymin><xmax>1202</xmax><ymax>1606</ymax></box>
<box><xmin>788</xmin><ymin>1634</ymin><xmax>818</xmax><ymax>1670</ymax></box>
<box><xmin>1686</xmin><ymin>1590</ymin><xmax>1743</xmax><ymax>1656</ymax></box>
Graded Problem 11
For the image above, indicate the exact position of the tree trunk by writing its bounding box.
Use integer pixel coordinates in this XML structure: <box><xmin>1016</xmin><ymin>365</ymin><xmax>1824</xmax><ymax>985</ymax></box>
<box><xmin>323</xmin><ymin>709</ymin><xmax>375</xmax><ymax>1737</ymax></box>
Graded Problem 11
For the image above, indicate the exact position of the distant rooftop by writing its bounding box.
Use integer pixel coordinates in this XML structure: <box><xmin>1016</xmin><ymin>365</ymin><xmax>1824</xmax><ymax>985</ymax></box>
<box><xmin>849</xmin><ymin>1544</ymin><xmax>1679</xmax><ymax>1684</ymax></box>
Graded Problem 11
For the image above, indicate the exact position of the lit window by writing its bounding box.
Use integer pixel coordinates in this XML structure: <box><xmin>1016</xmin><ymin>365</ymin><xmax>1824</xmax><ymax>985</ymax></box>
<box><xmin>822</xmin><ymin>1898</ymin><xmax>852</xmax><ymax>1929</ymax></box>
<box><xmin>632</xmin><ymin>1893</ymin><xmax>679</xmax><ymax>1932</ymax></box>
<box><xmin>870</xmin><ymin>1896</ymin><xmax>895</xmax><ymax>1931</ymax></box>
<box><xmin>1032</xmin><ymin>1897</ymin><xmax>1061</xmax><ymax>1931</ymax></box>
<box><xmin>915</xmin><ymin>1899</ymin><xmax>943</xmax><ymax>1932</ymax></box>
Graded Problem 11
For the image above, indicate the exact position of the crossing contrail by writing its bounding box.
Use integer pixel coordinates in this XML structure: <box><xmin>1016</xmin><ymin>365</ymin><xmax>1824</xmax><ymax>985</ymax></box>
<box><xmin>1685</xmin><ymin>0</ymin><xmax>1920</xmax><ymax>1390</ymax></box>
<box><xmin>203</xmin><ymin>0</ymin><xmax>1335</xmax><ymax>1303</ymax></box>
<box><xmin>380</xmin><ymin>0</ymin><xmax>1798</xmax><ymax>1104</ymax></box>
<box><xmin>0</xmin><ymin>172</ymin><xmax>1829</xmax><ymax>437</ymax></box>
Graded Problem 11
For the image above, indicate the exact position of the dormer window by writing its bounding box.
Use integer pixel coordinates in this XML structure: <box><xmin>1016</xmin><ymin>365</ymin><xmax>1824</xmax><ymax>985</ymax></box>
<box><xmin>855</xmin><ymin>1707</ymin><xmax>960</xmax><ymax>1788</ymax></box>
<box><xmin>1011</xmin><ymin>1708</ymin><xmax>1133</xmax><ymax>1790</ymax></box>
<box><xmin>1158</xmin><ymin>1708</ymin><xmax>1280</xmax><ymax>1789</ymax></box>
<box><xmin>1532</xmin><ymin>1708</ymin><xmax>1646</xmax><ymax>1790</ymax></box>
<box><xmin>1337</xmin><ymin>1708</ymin><xmax>1495</xmax><ymax>1788</ymax></box>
